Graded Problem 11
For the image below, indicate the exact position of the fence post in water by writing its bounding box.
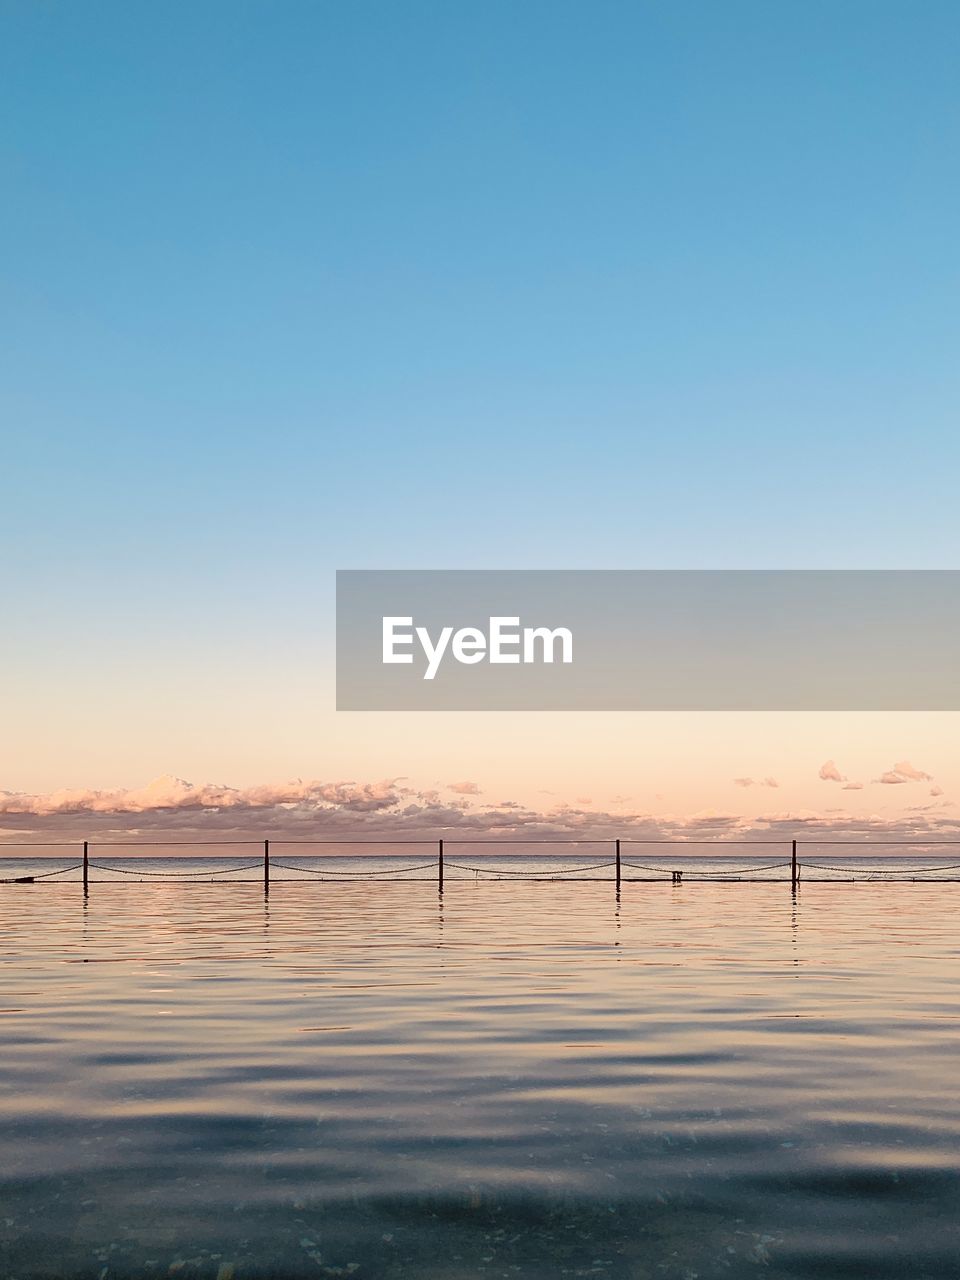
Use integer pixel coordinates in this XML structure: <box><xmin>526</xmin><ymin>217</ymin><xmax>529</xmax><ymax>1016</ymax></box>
<box><xmin>82</xmin><ymin>840</ymin><xmax>88</xmax><ymax>895</ymax></box>
<box><xmin>615</xmin><ymin>838</ymin><xmax>621</xmax><ymax>889</ymax></box>
<box><xmin>264</xmin><ymin>839</ymin><xmax>270</xmax><ymax>892</ymax></box>
<box><xmin>791</xmin><ymin>839</ymin><xmax>798</xmax><ymax>887</ymax></box>
<box><xmin>438</xmin><ymin>839</ymin><xmax>444</xmax><ymax>892</ymax></box>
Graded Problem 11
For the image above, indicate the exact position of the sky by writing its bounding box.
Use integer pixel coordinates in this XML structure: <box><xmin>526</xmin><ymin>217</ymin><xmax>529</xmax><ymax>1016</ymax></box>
<box><xmin>2</xmin><ymin>1</ymin><xmax>959</xmax><ymax>842</ymax></box>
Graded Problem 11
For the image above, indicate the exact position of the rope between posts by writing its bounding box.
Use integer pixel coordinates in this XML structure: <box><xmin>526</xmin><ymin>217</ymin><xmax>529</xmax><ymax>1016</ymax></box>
<box><xmin>694</xmin><ymin>865</ymin><xmax>792</xmax><ymax>876</ymax></box>
<box><xmin>621</xmin><ymin>861</ymin><xmax>790</xmax><ymax>875</ymax></box>
<box><xmin>88</xmin><ymin>861</ymin><xmax>262</xmax><ymax>877</ymax></box>
<box><xmin>1</xmin><ymin>862</ymin><xmax>83</xmax><ymax>882</ymax></box>
<box><xmin>800</xmin><ymin>861</ymin><xmax>960</xmax><ymax>874</ymax></box>
<box><xmin>445</xmin><ymin>860</ymin><xmax>617</xmax><ymax>876</ymax></box>
<box><xmin>269</xmin><ymin>875</ymin><xmax>437</xmax><ymax>882</ymax></box>
<box><xmin>268</xmin><ymin>860</ymin><xmax>437</xmax><ymax>876</ymax></box>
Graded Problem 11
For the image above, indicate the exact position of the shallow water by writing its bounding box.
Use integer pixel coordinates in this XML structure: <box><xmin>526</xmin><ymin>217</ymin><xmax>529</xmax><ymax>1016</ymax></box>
<box><xmin>1</xmin><ymin>872</ymin><xmax>959</xmax><ymax>1278</ymax></box>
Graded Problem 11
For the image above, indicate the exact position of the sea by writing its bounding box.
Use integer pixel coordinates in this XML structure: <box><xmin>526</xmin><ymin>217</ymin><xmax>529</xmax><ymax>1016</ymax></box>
<box><xmin>1</xmin><ymin>847</ymin><xmax>959</xmax><ymax>1278</ymax></box>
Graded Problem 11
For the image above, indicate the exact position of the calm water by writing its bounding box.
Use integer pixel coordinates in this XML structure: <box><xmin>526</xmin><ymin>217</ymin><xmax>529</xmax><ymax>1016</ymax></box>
<box><xmin>1</xmin><ymin>863</ymin><xmax>960</xmax><ymax>1278</ymax></box>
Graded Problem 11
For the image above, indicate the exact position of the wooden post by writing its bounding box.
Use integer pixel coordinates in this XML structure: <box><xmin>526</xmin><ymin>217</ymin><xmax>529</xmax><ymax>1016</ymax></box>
<box><xmin>791</xmin><ymin>839</ymin><xmax>798</xmax><ymax>887</ymax></box>
<box><xmin>438</xmin><ymin>839</ymin><xmax>444</xmax><ymax>892</ymax></box>
<box><xmin>83</xmin><ymin>840</ymin><xmax>88</xmax><ymax>895</ymax></box>
<box><xmin>615</xmin><ymin>837</ymin><xmax>621</xmax><ymax>888</ymax></box>
<box><xmin>264</xmin><ymin>838</ymin><xmax>270</xmax><ymax>892</ymax></box>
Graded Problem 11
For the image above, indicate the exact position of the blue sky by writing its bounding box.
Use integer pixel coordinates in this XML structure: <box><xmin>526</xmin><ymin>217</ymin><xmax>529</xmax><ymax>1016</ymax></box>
<box><xmin>2</xmin><ymin>1</ymin><xmax>959</xmax><ymax>814</ymax></box>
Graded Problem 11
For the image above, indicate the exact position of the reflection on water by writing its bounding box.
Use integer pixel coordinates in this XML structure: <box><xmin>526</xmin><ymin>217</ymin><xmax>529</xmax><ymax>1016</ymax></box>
<box><xmin>1</xmin><ymin>878</ymin><xmax>959</xmax><ymax>1278</ymax></box>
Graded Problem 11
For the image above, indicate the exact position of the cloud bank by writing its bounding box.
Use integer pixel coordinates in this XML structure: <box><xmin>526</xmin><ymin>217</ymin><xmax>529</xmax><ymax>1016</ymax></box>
<box><xmin>0</xmin><ymin>774</ymin><xmax>956</xmax><ymax>847</ymax></box>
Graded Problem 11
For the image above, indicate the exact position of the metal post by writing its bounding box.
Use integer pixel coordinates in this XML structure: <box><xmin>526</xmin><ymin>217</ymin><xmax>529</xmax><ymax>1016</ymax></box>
<box><xmin>791</xmin><ymin>839</ymin><xmax>798</xmax><ymax>887</ymax></box>
<box><xmin>615</xmin><ymin>837</ymin><xmax>621</xmax><ymax>888</ymax></box>
<box><xmin>438</xmin><ymin>839</ymin><xmax>444</xmax><ymax>892</ymax></box>
<box><xmin>83</xmin><ymin>840</ymin><xmax>88</xmax><ymax>895</ymax></box>
<box><xmin>264</xmin><ymin>839</ymin><xmax>270</xmax><ymax>892</ymax></box>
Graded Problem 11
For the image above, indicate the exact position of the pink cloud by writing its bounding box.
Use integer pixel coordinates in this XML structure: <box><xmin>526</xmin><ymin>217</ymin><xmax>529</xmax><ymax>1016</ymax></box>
<box><xmin>0</xmin><ymin>774</ymin><xmax>406</xmax><ymax>817</ymax></box>
<box><xmin>819</xmin><ymin>760</ymin><xmax>846</xmax><ymax>783</ymax></box>
<box><xmin>875</xmin><ymin>761</ymin><xmax>934</xmax><ymax>785</ymax></box>
<box><xmin>891</xmin><ymin>760</ymin><xmax>933</xmax><ymax>782</ymax></box>
<box><xmin>447</xmin><ymin>781</ymin><xmax>481</xmax><ymax>795</ymax></box>
<box><xmin>2</xmin><ymin>775</ymin><xmax>959</xmax><ymax>847</ymax></box>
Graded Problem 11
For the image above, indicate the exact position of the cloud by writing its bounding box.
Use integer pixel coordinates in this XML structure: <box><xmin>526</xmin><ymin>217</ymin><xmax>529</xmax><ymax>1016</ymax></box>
<box><xmin>890</xmin><ymin>760</ymin><xmax>933</xmax><ymax>782</ymax></box>
<box><xmin>2</xmin><ymin>774</ymin><xmax>959</xmax><ymax>848</ymax></box>
<box><xmin>821</xmin><ymin>758</ymin><xmax>937</xmax><ymax>791</ymax></box>
<box><xmin>733</xmin><ymin>777</ymin><xmax>778</xmax><ymax>788</ymax></box>
<box><xmin>875</xmin><ymin>761</ymin><xmax>934</xmax><ymax>785</ymax></box>
<box><xmin>930</xmin><ymin>785</ymin><xmax>944</xmax><ymax>797</ymax></box>
<box><xmin>0</xmin><ymin>774</ymin><xmax>406</xmax><ymax>818</ymax></box>
<box><xmin>447</xmin><ymin>781</ymin><xmax>481</xmax><ymax>795</ymax></box>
